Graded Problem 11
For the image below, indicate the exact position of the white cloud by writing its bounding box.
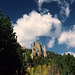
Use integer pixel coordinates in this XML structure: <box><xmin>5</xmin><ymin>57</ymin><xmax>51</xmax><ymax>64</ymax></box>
<box><xmin>64</xmin><ymin>52</ymin><xmax>75</xmax><ymax>57</ymax></box>
<box><xmin>37</xmin><ymin>0</ymin><xmax>71</xmax><ymax>22</ymax></box>
<box><xmin>37</xmin><ymin>0</ymin><xmax>56</xmax><ymax>8</ymax></box>
<box><xmin>59</xmin><ymin>1</ymin><xmax>70</xmax><ymax>22</ymax></box>
<box><xmin>65</xmin><ymin>7</ymin><xmax>70</xmax><ymax>17</ymax></box>
<box><xmin>58</xmin><ymin>25</ymin><xmax>75</xmax><ymax>48</ymax></box>
<box><xmin>48</xmin><ymin>37</ymin><xmax>55</xmax><ymax>48</ymax></box>
<box><xmin>14</xmin><ymin>11</ymin><xmax>61</xmax><ymax>48</ymax></box>
<box><xmin>37</xmin><ymin>0</ymin><xmax>52</xmax><ymax>10</ymax></box>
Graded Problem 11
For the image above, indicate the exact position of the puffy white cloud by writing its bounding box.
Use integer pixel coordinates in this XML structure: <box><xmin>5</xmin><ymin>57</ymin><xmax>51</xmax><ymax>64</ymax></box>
<box><xmin>14</xmin><ymin>11</ymin><xmax>61</xmax><ymax>48</ymax></box>
<box><xmin>64</xmin><ymin>52</ymin><xmax>75</xmax><ymax>57</ymax></box>
<box><xmin>37</xmin><ymin>0</ymin><xmax>71</xmax><ymax>22</ymax></box>
<box><xmin>48</xmin><ymin>37</ymin><xmax>55</xmax><ymax>48</ymax></box>
<box><xmin>58</xmin><ymin>25</ymin><xmax>75</xmax><ymax>48</ymax></box>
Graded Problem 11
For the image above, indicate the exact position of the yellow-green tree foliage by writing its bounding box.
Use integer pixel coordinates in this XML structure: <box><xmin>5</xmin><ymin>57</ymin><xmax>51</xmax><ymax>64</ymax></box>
<box><xmin>35</xmin><ymin>65</ymin><xmax>42</xmax><ymax>75</ymax></box>
<box><xmin>42</xmin><ymin>64</ymin><xmax>49</xmax><ymax>75</ymax></box>
<box><xmin>30</xmin><ymin>64</ymin><xmax>49</xmax><ymax>75</ymax></box>
<box><xmin>30</xmin><ymin>61</ymin><xmax>64</xmax><ymax>75</ymax></box>
<box><xmin>30</xmin><ymin>67</ymin><xmax>35</xmax><ymax>75</ymax></box>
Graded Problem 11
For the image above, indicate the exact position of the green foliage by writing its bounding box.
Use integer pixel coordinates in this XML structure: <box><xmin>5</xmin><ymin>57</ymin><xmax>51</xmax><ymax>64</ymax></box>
<box><xmin>26</xmin><ymin>50</ymin><xmax>75</xmax><ymax>75</ymax></box>
<box><xmin>0</xmin><ymin>11</ymin><xmax>22</xmax><ymax>75</ymax></box>
<box><xmin>40</xmin><ymin>57</ymin><xmax>50</xmax><ymax>65</ymax></box>
<box><xmin>62</xmin><ymin>54</ymin><xmax>75</xmax><ymax>75</ymax></box>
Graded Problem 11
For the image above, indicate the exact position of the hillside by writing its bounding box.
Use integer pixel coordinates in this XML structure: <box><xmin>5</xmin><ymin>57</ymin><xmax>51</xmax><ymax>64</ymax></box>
<box><xmin>22</xmin><ymin>48</ymin><xmax>75</xmax><ymax>75</ymax></box>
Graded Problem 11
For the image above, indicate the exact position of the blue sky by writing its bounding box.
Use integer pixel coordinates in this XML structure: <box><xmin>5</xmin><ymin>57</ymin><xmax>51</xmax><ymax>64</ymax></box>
<box><xmin>0</xmin><ymin>0</ymin><xmax>75</xmax><ymax>56</ymax></box>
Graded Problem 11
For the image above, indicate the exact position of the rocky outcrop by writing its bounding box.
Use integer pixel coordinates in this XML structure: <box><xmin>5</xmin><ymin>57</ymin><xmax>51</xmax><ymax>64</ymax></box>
<box><xmin>30</xmin><ymin>41</ymin><xmax>42</xmax><ymax>59</ymax></box>
<box><xmin>43</xmin><ymin>45</ymin><xmax>47</xmax><ymax>57</ymax></box>
<box><xmin>30</xmin><ymin>41</ymin><xmax>47</xmax><ymax>59</ymax></box>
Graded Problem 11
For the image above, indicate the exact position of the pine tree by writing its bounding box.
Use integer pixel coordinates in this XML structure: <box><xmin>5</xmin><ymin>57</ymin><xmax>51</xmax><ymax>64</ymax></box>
<box><xmin>0</xmin><ymin>11</ymin><xmax>22</xmax><ymax>75</ymax></box>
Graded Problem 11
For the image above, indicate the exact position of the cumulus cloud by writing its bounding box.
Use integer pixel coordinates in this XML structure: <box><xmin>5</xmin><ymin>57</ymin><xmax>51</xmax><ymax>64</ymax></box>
<box><xmin>14</xmin><ymin>11</ymin><xmax>61</xmax><ymax>48</ymax></box>
<box><xmin>37</xmin><ymin>0</ymin><xmax>75</xmax><ymax>22</ymax></box>
<box><xmin>58</xmin><ymin>25</ymin><xmax>75</xmax><ymax>48</ymax></box>
<box><xmin>48</xmin><ymin>37</ymin><xmax>55</xmax><ymax>48</ymax></box>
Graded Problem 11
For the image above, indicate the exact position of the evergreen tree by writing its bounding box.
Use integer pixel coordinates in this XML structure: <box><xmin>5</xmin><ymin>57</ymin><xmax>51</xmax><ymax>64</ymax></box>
<box><xmin>0</xmin><ymin>11</ymin><xmax>22</xmax><ymax>75</ymax></box>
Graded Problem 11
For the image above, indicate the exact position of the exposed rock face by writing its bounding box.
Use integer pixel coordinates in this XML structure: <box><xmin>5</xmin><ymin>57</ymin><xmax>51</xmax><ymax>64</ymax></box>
<box><xmin>31</xmin><ymin>41</ymin><xmax>42</xmax><ymax>59</ymax></box>
<box><xmin>30</xmin><ymin>41</ymin><xmax>47</xmax><ymax>59</ymax></box>
<box><xmin>43</xmin><ymin>45</ymin><xmax>47</xmax><ymax>57</ymax></box>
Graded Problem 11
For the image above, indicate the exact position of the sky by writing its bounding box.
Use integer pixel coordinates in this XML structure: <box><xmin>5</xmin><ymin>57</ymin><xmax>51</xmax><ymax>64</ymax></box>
<box><xmin>0</xmin><ymin>0</ymin><xmax>75</xmax><ymax>56</ymax></box>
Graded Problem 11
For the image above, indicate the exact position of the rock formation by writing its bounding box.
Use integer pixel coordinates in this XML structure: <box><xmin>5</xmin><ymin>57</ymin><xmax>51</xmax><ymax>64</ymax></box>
<box><xmin>43</xmin><ymin>45</ymin><xmax>47</xmax><ymax>57</ymax></box>
<box><xmin>30</xmin><ymin>41</ymin><xmax>47</xmax><ymax>59</ymax></box>
<box><xmin>30</xmin><ymin>41</ymin><xmax>42</xmax><ymax>59</ymax></box>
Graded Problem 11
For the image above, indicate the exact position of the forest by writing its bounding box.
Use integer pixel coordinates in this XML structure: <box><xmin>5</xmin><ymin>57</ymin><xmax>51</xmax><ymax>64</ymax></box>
<box><xmin>0</xmin><ymin>11</ymin><xmax>75</xmax><ymax>75</ymax></box>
